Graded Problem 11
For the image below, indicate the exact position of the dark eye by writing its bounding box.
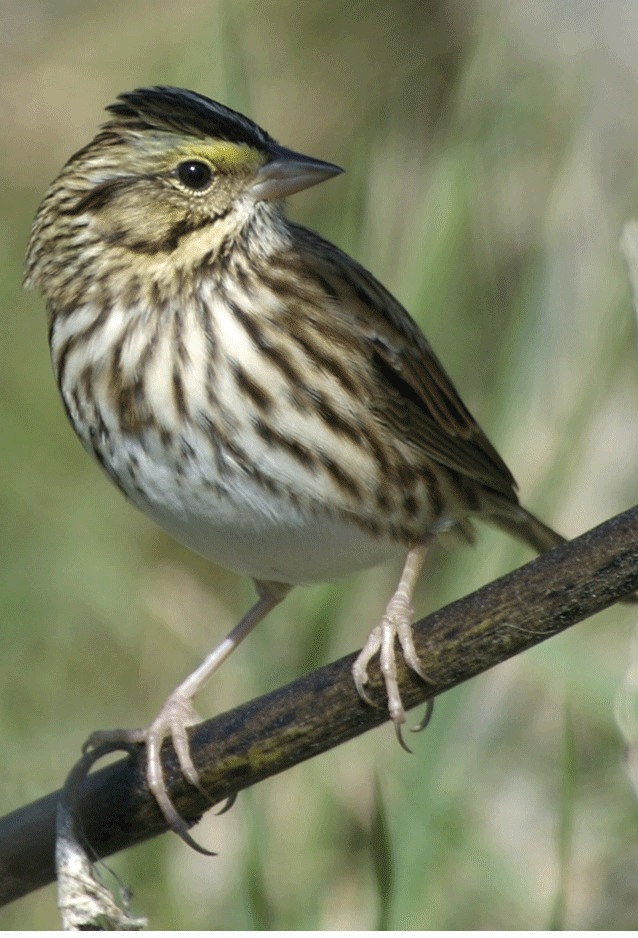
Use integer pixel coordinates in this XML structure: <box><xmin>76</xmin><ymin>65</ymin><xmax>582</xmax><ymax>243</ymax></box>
<box><xmin>177</xmin><ymin>160</ymin><xmax>213</xmax><ymax>190</ymax></box>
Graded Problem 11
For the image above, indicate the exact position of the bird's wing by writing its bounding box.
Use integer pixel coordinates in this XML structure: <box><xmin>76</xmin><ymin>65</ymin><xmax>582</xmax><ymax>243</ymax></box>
<box><xmin>299</xmin><ymin>229</ymin><xmax>519</xmax><ymax>501</ymax></box>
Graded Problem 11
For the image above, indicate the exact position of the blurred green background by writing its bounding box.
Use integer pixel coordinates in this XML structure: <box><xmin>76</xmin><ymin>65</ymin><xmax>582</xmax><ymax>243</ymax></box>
<box><xmin>2</xmin><ymin>0</ymin><xmax>638</xmax><ymax>928</ymax></box>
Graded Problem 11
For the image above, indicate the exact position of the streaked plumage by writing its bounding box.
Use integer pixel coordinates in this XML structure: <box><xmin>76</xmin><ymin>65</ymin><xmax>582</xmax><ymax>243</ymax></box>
<box><xmin>25</xmin><ymin>87</ymin><xmax>564</xmax><ymax>842</ymax></box>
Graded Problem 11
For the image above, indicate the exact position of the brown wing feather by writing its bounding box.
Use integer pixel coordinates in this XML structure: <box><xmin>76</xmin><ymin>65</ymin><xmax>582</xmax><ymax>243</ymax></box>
<box><xmin>297</xmin><ymin>227</ymin><xmax>518</xmax><ymax>501</ymax></box>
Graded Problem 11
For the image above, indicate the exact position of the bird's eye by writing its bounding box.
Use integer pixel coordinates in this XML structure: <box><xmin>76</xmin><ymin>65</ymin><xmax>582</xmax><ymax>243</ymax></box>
<box><xmin>177</xmin><ymin>160</ymin><xmax>213</xmax><ymax>190</ymax></box>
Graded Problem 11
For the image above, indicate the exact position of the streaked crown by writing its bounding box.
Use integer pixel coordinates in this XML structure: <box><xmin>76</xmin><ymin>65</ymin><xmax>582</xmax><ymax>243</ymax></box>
<box><xmin>105</xmin><ymin>86</ymin><xmax>277</xmax><ymax>150</ymax></box>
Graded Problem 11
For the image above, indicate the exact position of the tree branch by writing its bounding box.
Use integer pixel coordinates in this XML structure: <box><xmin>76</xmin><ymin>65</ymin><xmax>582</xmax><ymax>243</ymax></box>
<box><xmin>1</xmin><ymin>504</ymin><xmax>637</xmax><ymax>908</ymax></box>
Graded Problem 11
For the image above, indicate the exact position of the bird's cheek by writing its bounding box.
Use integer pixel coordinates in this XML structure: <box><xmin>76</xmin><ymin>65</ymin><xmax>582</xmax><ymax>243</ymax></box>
<box><xmin>94</xmin><ymin>198</ymin><xmax>181</xmax><ymax>253</ymax></box>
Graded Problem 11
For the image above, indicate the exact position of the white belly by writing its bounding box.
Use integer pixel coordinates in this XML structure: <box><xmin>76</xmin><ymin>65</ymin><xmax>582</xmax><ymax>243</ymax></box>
<box><xmin>112</xmin><ymin>430</ymin><xmax>402</xmax><ymax>585</ymax></box>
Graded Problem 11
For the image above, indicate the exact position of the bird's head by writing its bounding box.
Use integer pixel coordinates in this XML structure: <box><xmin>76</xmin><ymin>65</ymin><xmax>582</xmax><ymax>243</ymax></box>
<box><xmin>25</xmin><ymin>86</ymin><xmax>342</xmax><ymax>293</ymax></box>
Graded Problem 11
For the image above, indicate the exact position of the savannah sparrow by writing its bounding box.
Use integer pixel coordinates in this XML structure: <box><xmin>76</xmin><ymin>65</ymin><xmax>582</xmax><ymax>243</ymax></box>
<box><xmin>25</xmin><ymin>87</ymin><xmax>564</xmax><ymax>838</ymax></box>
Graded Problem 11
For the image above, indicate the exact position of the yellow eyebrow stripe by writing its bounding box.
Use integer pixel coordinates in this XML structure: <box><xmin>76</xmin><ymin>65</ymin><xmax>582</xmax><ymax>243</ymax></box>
<box><xmin>175</xmin><ymin>141</ymin><xmax>264</xmax><ymax>170</ymax></box>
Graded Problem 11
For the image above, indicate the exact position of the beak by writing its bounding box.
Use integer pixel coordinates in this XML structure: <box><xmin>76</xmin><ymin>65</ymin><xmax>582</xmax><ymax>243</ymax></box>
<box><xmin>251</xmin><ymin>144</ymin><xmax>343</xmax><ymax>201</ymax></box>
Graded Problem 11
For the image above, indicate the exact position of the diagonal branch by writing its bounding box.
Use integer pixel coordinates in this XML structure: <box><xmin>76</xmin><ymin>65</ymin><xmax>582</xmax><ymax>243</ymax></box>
<box><xmin>1</xmin><ymin>503</ymin><xmax>637</xmax><ymax>908</ymax></box>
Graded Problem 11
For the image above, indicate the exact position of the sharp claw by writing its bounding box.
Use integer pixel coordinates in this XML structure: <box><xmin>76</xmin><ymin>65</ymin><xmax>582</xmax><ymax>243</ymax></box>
<box><xmin>216</xmin><ymin>792</ymin><xmax>237</xmax><ymax>815</ymax></box>
<box><xmin>353</xmin><ymin>678</ymin><xmax>378</xmax><ymax>709</ymax></box>
<box><xmin>171</xmin><ymin>734</ymin><xmax>216</xmax><ymax>806</ymax></box>
<box><xmin>190</xmin><ymin>775</ymin><xmax>216</xmax><ymax>804</ymax></box>
<box><xmin>83</xmin><ymin>722</ymin><xmax>218</xmax><ymax>855</ymax></box>
<box><xmin>394</xmin><ymin>721</ymin><xmax>413</xmax><ymax>753</ymax></box>
<box><xmin>79</xmin><ymin>730</ymin><xmax>216</xmax><ymax>854</ymax></box>
<box><xmin>411</xmin><ymin>698</ymin><xmax>434</xmax><ymax>733</ymax></box>
<box><xmin>145</xmin><ymin>746</ymin><xmax>217</xmax><ymax>855</ymax></box>
<box><xmin>406</xmin><ymin>658</ymin><xmax>430</xmax><ymax>684</ymax></box>
<box><xmin>160</xmin><ymin>799</ymin><xmax>216</xmax><ymax>856</ymax></box>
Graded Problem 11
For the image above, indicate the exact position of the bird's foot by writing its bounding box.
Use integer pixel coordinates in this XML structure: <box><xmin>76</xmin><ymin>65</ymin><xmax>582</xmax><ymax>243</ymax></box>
<box><xmin>84</xmin><ymin>692</ymin><xmax>214</xmax><ymax>855</ymax></box>
<box><xmin>352</xmin><ymin>545</ymin><xmax>433</xmax><ymax>745</ymax></box>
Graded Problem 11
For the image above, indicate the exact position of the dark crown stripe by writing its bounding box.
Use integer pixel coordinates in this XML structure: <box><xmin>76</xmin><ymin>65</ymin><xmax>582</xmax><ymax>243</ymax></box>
<box><xmin>106</xmin><ymin>86</ymin><xmax>276</xmax><ymax>149</ymax></box>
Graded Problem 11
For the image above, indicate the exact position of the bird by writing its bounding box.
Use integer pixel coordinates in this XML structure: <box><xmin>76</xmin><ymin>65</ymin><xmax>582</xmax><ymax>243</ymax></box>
<box><xmin>24</xmin><ymin>85</ymin><xmax>566</xmax><ymax>843</ymax></box>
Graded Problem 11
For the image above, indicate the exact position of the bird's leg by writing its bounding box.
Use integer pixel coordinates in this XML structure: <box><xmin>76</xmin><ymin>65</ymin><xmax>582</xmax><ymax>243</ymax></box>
<box><xmin>85</xmin><ymin>581</ymin><xmax>291</xmax><ymax>847</ymax></box>
<box><xmin>352</xmin><ymin>542</ymin><xmax>432</xmax><ymax>734</ymax></box>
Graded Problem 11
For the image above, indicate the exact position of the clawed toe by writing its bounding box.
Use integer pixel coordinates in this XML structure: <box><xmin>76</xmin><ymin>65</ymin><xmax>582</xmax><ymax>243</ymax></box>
<box><xmin>73</xmin><ymin>588</ymin><xmax>289</xmax><ymax>853</ymax></box>
<box><xmin>83</xmin><ymin>694</ymin><xmax>217</xmax><ymax>854</ymax></box>
<box><xmin>352</xmin><ymin>626</ymin><xmax>382</xmax><ymax>707</ymax></box>
<box><xmin>352</xmin><ymin>545</ymin><xmax>434</xmax><ymax>737</ymax></box>
<box><xmin>216</xmin><ymin>792</ymin><xmax>237</xmax><ymax>815</ymax></box>
<box><xmin>149</xmin><ymin>778</ymin><xmax>216</xmax><ymax>857</ymax></box>
<box><xmin>411</xmin><ymin>698</ymin><xmax>435</xmax><ymax>733</ymax></box>
<box><xmin>83</xmin><ymin>726</ymin><xmax>148</xmax><ymax>753</ymax></box>
<box><xmin>139</xmin><ymin>694</ymin><xmax>218</xmax><ymax>840</ymax></box>
<box><xmin>394</xmin><ymin>721</ymin><xmax>413</xmax><ymax>753</ymax></box>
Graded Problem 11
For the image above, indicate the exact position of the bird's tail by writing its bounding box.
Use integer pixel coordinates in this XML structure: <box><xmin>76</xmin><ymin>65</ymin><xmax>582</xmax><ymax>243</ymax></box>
<box><xmin>488</xmin><ymin>506</ymin><xmax>566</xmax><ymax>555</ymax></box>
<box><xmin>488</xmin><ymin>504</ymin><xmax>638</xmax><ymax>604</ymax></box>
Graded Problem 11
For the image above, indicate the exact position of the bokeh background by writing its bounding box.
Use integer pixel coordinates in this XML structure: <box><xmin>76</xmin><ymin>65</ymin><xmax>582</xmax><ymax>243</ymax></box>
<box><xmin>2</xmin><ymin>0</ymin><xmax>638</xmax><ymax>928</ymax></box>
